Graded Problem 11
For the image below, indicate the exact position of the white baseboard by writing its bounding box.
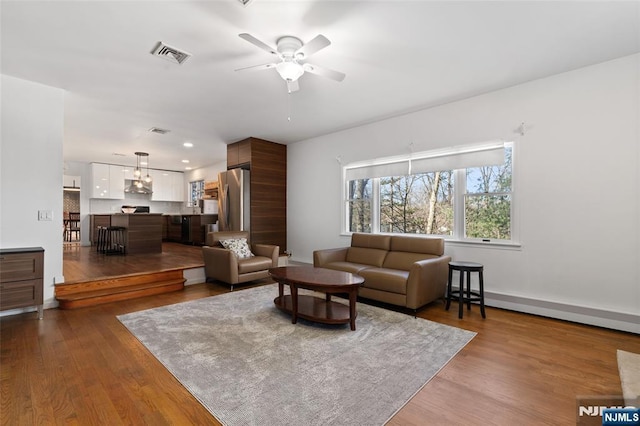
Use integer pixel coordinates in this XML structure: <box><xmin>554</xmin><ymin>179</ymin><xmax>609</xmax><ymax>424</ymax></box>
<box><xmin>484</xmin><ymin>291</ymin><xmax>639</xmax><ymax>334</ymax></box>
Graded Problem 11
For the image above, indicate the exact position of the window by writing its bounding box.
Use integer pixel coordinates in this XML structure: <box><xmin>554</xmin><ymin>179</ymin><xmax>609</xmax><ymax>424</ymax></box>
<box><xmin>189</xmin><ymin>180</ymin><xmax>204</xmax><ymax>207</ymax></box>
<box><xmin>347</xmin><ymin>179</ymin><xmax>372</xmax><ymax>233</ymax></box>
<box><xmin>464</xmin><ymin>147</ymin><xmax>512</xmax><ymax>240</ymax></box>
<box><xmin>379</xmin><ymin>172</ymin><xmax>454</xmax><ymax>235</ymax></box>
<box><xmin>343</xmin><ymin>142</ymin><xmax>514</xmax><ymax>242</ymax></box>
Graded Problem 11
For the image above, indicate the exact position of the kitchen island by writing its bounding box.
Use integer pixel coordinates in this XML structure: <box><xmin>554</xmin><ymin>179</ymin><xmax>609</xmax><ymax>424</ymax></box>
<box><xmin>109</xmin><ymin>213</ymin><xmax>163</xmax><ymax>254</ymax></box>
<box><xmin>163</xmin><ymin>214</ymin><xmax>218</xmax><ymax>245</ymax></box>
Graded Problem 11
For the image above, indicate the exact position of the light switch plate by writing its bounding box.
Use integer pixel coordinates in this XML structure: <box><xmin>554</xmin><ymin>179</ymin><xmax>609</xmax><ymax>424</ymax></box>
<box><xmin>38</xmin><ymin>210</ymin><xmax>53</xmax><ymax>221</ymax></box>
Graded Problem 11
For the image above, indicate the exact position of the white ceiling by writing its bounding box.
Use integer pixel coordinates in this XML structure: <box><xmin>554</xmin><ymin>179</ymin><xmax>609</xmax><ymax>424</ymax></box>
<box><xmin>2</xmin><ymin>1</ymin><xmax>638</xmax><ymax>172</ymax></box>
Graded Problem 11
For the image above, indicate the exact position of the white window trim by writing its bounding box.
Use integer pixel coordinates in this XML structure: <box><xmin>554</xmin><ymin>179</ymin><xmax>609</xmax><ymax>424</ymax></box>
<box><xmin>341</xmin><ymin>141</ymin><xmax>519</xmax><ymax>247</ymax></box>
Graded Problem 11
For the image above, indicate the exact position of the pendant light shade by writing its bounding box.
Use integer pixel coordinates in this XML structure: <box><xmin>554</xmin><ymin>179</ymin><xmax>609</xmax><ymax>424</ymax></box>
<box><xmin>126</xmin><ymin>152</ymin><xmax>153</xmax><ymax>194</ymax></box>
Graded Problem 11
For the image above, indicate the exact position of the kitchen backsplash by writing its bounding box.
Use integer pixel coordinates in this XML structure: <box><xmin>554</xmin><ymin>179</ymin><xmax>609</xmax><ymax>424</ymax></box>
<box><xmin>90</xmin><ymin>193</ymin><xmax>184</xmax><ymax>214</ymax></box>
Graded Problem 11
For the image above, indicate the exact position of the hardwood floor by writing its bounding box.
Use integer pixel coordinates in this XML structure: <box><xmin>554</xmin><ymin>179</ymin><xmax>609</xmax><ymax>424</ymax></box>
<box><xmin>62</xmin><ymin>242</ymin><xmax>205</xmax><ymax>283</ymax></box>
<box><xmin>2</xmin><ymin>272</ymin><xmax>638</xmax><ymax>424</ymax></box>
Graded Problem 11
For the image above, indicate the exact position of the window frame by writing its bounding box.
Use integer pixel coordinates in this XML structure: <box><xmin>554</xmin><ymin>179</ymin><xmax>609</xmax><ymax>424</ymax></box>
<box><xmin>188</xmin><ymin>179</ymin><xmax>205</xmax><ymax>207</ymax></box>
<box><xmin>342</xmin><ymin>142</ymin><xmax>517</xmax><ymax>245</ymax></box>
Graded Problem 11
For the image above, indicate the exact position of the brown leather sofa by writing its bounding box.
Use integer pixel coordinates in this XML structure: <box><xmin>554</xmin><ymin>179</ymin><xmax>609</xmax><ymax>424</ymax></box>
<box><xmin>203</xmin><ymin>231</ymin><xmax>279</xmax><ymax>290</ymax></box>
<box><xmin>313</xmin><ymin>233</ymin><xmax>451</xmax><ymax>310</ymax></box>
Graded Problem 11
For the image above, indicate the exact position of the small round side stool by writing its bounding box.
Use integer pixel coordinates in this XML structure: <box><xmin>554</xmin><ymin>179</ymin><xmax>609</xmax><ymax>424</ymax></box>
<box><xmin>445</xmin><ymin>261</ymin><xmax>486</xmax><ymax>319</ymax></box>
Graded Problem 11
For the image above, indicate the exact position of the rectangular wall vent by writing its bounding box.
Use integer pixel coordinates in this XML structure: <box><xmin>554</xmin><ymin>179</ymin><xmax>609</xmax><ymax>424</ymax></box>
<box><xmin>152</xmin><ymin>42</ymin><xmax>191</xmax><ymax>65</ymax></box>
<box><xmin>149</xmin><ymin>127</ymin><xmax>170</xmax><ymax>134</ymax></box>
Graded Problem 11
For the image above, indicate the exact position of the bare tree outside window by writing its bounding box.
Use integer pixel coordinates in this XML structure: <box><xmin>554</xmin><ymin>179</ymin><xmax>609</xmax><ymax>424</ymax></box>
<box><xmin>347</xmin><ymin>179</ymin><xmax>371</xmax><ymax>233</ymax></box>
<box><xmin>465</xmin><ymin>146</ymin><xmax>512</xmax><ymax>239</ymax></box>
<box><xmin>379</xmin><ymin>171</ymin><xmax>453</xmax><ymax>235</ymax></box>
<box><xmin>344</xmin><ymin>143</ymin><xmax>513</xmax><ymax>241</ymax></box>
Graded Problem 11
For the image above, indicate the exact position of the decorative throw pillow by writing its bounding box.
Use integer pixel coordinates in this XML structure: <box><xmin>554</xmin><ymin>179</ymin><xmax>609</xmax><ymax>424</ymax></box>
<box><xmin>219</xmin><ymin>238</ymin><xmax>254</xmax><ymax>259</ymax></box>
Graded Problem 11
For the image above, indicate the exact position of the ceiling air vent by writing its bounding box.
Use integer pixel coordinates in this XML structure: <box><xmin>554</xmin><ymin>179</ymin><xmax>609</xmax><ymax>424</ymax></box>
<box><xmin>149</xmin><ymin>127</ymin><xmax>170</xmax><ymax>135</ymax></box>
<box><xmin>152</xmin><ymin>42</ymin><xmax>191</xmax><ymax>65</ymax></box>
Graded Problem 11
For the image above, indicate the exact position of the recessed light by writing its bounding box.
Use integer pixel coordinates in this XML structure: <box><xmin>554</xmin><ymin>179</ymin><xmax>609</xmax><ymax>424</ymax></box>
<box><xmin>185</xmin><ymin>167</ymin><xmax>192</xmax><ymax>170</ymax></box>
<box><xmin>182</xmin><ymin>159</ymin><xmax>189</xmax><ymax>163</ymax></box>
<box><xmin>183</xmin><ymin>142</ymin><xmax>193</xmax><ymax>148</ymax></box>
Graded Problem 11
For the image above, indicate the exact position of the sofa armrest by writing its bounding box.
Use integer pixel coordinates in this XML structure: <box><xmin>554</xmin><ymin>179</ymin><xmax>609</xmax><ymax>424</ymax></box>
<box><xmin>405</xmin><ymin>255</ymin><xmax>452</xmax><ymax>309</ymax></box>
<box><xmin>202</xmin><ymin>246</ymin><xmax>239</xmax><ymax>284</ymax></box>
<box><xmin>252</xmin><ymin>244</ymin><xmax>279</xmax><ymax>267</ymax></box>
<box><xmin>313</xmin><ymin>247</ymin><xmax>349</xmax><ymax>267</ymax></box>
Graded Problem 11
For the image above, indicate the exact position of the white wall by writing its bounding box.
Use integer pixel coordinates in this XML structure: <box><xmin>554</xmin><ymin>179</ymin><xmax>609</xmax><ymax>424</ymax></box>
<box><xmin>288</xmin><ymin>54</ymin><xmax>640</xmax><ymax>333</ymax></box>
<box><xmin>185</xmin><ymin>161</ymin><xmax>227</xmax><ymax>184</ymax></box>
<box><xmin>1</xmin><ymin>74</ymin><xmax>65</xmax><ymax>313</ymax></box>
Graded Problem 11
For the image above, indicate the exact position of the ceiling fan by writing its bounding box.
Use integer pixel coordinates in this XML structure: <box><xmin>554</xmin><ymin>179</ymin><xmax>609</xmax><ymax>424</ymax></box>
<box><xmin>235</xmin><ymin>33</ymin><xmax>346</xmax><ymax>93</ymax></box>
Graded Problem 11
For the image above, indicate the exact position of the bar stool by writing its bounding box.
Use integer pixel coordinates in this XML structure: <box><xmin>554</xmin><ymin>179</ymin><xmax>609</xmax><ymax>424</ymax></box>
<box><xmin>446</xmin><ymin>261</ymin><xmax>486</xmax><ymax>319</ymax></box>
<box><xmin>106</xmin><ymin>226</ymin><xmax>126</xmax><ymax>255</ymax></box>
<box><xmin>96</xmin><ymin>226</ymin><xmax>108</xmax><ymax>253</ymax></box>
<box><xmin>97</xmin><ymin>226</ymin><xmax>126</xmax><ymax>255</ymax></box>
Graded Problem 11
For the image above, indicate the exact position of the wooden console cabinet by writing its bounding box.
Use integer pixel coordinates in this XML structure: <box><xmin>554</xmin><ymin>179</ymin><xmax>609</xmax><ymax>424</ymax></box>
<box><xmin>0</xmin><ymin>247</ymin><xmax>44</xmax><ymax>319</ymax></box>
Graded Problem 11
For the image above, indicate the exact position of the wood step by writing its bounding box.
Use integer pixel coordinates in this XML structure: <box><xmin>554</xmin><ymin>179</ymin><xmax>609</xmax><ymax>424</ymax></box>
<box><xmin>55</xmin><ymin>269</ymin><xmax>186</xmax><ymax>309</ymax></box>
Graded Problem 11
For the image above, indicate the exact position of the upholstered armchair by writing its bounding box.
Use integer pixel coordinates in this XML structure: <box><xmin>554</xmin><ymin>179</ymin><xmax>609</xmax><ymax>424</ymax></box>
<box><xmin>202</xmin><ymin>231</ymin><xmax>279</xmax><ymax>290</ymax></box>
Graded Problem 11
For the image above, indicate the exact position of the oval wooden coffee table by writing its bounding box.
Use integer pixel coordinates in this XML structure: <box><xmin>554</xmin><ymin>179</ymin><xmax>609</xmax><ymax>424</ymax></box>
<box><xmin>269</xmin><ymin>266</ymin><xmax>365</xmax><ymax>331</ymax></box>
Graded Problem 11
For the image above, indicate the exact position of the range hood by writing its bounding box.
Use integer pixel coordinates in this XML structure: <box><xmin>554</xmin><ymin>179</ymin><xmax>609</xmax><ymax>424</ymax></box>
<box><xmin>125</xmin><ymin>180</ymin><xmax>153</xmax><ymax>194</ymax></box>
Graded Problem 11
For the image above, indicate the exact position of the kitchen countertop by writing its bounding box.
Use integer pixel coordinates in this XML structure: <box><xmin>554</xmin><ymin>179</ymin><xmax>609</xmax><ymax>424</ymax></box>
<box><xmin>90</xmin><ymin>213</ymin><xmax>163</xmax><ymax>215</ymax></box>
<box><xmin>110</xmin><ymin>213</ymin><xmax>163</xmax><ymax>215</ymax></box>
<box><xmin>162</xmin><ymin>213</ymin><xmax>218</xmax><ymax>216</ymax></box>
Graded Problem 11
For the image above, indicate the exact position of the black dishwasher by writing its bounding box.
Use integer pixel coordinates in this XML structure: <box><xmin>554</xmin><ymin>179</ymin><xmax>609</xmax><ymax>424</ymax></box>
<box><xmin>181</xmin><ymin>215</ymin><xmax>192</xmax><ymax>244</ymax></box>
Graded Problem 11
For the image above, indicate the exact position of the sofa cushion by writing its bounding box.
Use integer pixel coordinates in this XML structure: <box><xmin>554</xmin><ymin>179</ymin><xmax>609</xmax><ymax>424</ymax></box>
<box><xmin>351</xmin><ymin>233</ymin><xmax>391</xmax><ymax>250</ymax></box>
<box><xmin>237</xmin><ymin>256</ymin><xmax>272</xmax><ymax>274</ymax></box>
<box><xmin>390</xmin><ymin>235</ymin><xmax>444</xmax><ymax>256</ymax></box>
<box><xmin>358</xmin><ymin>268</ymin><xmax>409</xmax><ymax>295</ymax></box>
<box><xmin>346</xmin><ymin>247</ymin><xmax>388</xmax><ymax>267</ymax></box>
<box><xmin>322</xmin><ymin>261</ymin><xmax>372</xmax><ymax>275</ymax></box>
<box><xmin>382</xmin><ymin>252</ymin><xmax>438</xmax><ymax>271</ymax></box>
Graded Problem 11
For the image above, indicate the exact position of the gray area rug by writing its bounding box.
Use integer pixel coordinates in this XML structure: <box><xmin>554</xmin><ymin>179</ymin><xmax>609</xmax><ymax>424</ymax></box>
<box><xmin>618</xmin><ymin>349</ymin><xmax>640</xmax><ymax>406</ymax></box>
<box><xmin>118</xmin><ymin>284</ymin><xmax>476</xmax><ymax>425</ymax></box>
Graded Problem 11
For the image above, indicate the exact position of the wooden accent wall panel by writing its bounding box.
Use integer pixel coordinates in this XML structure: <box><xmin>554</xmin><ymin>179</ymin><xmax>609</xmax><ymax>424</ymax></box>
<box><xmin>227</xmin><ymin>137</ymin><xmax>287</xmax><ymax>253</ymax></box>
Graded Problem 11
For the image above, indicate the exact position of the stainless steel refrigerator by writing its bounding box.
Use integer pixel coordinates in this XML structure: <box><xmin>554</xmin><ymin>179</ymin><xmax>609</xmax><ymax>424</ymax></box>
<box><xmin>217</xmin><ymin>169</ymin><xmax>250</xmax><ymax>232</ymax></box>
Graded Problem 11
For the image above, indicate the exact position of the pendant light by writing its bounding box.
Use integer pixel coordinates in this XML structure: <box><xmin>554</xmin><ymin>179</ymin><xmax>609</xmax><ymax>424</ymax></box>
<box><xmin>126</xmin><ymin>152</ymin><xmax>153</xmax><ymax>194</ymax></box>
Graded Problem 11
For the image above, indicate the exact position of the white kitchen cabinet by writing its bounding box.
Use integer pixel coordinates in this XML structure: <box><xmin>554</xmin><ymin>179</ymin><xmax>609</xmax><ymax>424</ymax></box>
<box><xmin>90</xmin><ymin>163</ymin><xmax>124</xmax><ymax>199</ymax></box>
<box><xmin>111</xmin><ymin>165</ymin><xmax>125</xmax><ymax>197</ymax></box>
<box><xmin>150</xmin><ymin>170</ymin><xmax>170</xmax><ymax>201</ymax></box>
<box><xmin>171</xmin><ymin>172</ymin><xmax>184</xmax><ymax>202</ymax></box>
<box><xmin>122</xmin><ymin>166</ymin><xmax>136</xmax><ymax>181</ymax></box>
<box><xmin>150</xmin><ymin>170</ymin><xmax>184</xmax><ymax>202</ymax></box>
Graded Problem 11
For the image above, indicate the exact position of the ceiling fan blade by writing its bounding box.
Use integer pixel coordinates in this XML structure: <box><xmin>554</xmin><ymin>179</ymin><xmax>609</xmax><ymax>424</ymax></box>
<box><xmin>238</xmin><ymin>33</ymin><xmax>278</xmax><ymax>56</ymax></box>
<box><xmin>287</xmin><ymin>80</ymin><xmax>299</xmax><ymax>93</ymax></box>
<box><xmin>295</xmin><ymin>34</ymin><xmax>330</xmax><ymax>59</ymax></box>
<box><xmin>302</xmin><ymin>63</ymin><xmax>346</xmax><ymax>82</ymax></box>
<box><xmin>234</xmin><ymin>63</ymin><xmax>276</xmax><ymax>72</ymax></box>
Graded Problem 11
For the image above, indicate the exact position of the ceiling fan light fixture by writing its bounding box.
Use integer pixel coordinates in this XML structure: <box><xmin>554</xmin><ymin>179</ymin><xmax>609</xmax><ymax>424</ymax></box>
<box><xmin>276</xmin><ymin>61</ymin><xmax>304</xmax><ymax>82</ymax></box>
